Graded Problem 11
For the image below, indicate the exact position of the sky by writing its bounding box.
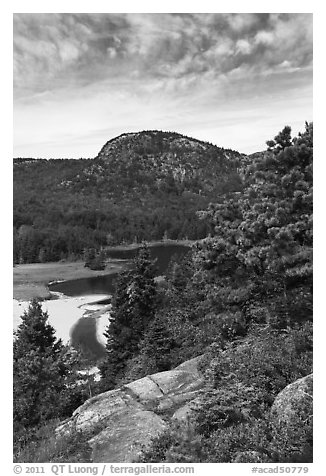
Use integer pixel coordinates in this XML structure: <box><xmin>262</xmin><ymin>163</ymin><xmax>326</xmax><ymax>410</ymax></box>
<box><xmin>13</xmin><ymin>12</ymin><xmax>313</xmax><ymax>158</ymax></box>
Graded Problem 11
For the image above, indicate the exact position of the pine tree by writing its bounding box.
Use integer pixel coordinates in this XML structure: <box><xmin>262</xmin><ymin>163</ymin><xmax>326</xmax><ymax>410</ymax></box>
<box><xmin>197</xmin><ymin>123</ymin><xmax>313</xmax><ymax>328</ymax></box>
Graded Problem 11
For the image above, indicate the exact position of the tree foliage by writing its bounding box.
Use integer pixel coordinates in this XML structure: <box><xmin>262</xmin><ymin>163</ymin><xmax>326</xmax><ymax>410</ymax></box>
<box><xmin>14</xmin><ymin>301</ymin><xmax>92</xmax><ymax>438</ymax></box>
<box><xmin>100</xmin><ymin>245</ymin><xmax>158</xmax><ymax>388</ymax></box>
<box><xmin>13</xmin><ymin>300</ymin><xmax>65</xmax><ymax>430</ymax></box>
<box><xmin>135</xmin><ymin>123</ymin><xmax>313</xmax><ymax>464</ymax></box>
<box><xmin>196</xmin><ymin>122</ymin><xmax>313</xmax><ymax>328</ymax></box>
<box><xmin>14</xmin><ymin>124</ymin><xmax>313</xmax><ymax>463</ymax></box>
<box><xmin>13</xmin><ymin>131</ymin><xmax>243</xmax><ymax>263</ymax></box>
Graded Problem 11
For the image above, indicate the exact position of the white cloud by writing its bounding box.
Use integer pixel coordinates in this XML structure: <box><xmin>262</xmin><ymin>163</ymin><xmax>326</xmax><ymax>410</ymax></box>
<box><xmin>58</xmin><ymin>41</ymin><xmax>81</xmax><ymax>62</ymax></box>
<box><xmin>235</xmin><ymin>39</ymin><xmax>252</xmax><ymax>55</ymax></box>
<box><xmin>13</xmin><ymin>13</ymin><xmax>313</xmax><ymax>158</ymax></box>
<box><xmin>255</xmin><ymin>30</ymin><xmax>274</xmax><ymax>46</ymax></box>
<box><xmin>107</xmin><ymin>47</ymin><xmax>117</xmax><ymax>59</ymax></box>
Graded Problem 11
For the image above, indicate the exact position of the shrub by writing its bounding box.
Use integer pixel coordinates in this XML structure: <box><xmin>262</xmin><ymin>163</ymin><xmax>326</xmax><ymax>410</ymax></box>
<box><xmin>14</xmin><ymin>420</ymin><xmax>92</xmax><ymax>463</ymax></box>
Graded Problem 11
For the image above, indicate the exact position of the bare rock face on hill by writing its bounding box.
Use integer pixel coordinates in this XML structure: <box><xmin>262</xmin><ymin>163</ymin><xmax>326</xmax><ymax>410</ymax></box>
<box><xmin>93</xmin><ymin>130</ymin><xmax>244</xmax><ymax>197</ymax></box>
<box><xmin>56</xmin><ymin>356</ymin><xmax>204</xmax><ymax>463</ymax></box>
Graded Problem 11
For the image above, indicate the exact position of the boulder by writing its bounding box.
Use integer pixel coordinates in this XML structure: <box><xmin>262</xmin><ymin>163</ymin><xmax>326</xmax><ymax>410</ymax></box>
<box><xmin>270</xmin><ymin>374</ymin><xmax>313</xmax><ymax>462</ymax></box>
<box><xmin>56</xmin><ymin>355</ymin><xmax>204</xmax><ymax>462</ymax></box>
<box><xmin>57</xmin><ymin>389</ymin><xmax>143</xmax><ymax>435</ymax></box>
<box><xmin>172</xmin><ymin>402</ymin><xmax>195</xmax><ymax>422</ymax></box>
<box><xmin>89</xmin><ymin>408</ymin><xmax>167</xmax><ymax>463</ymax></box>
<box><xmin>270</xmin><ymin>374</ymin><xmax>313</xmax><ymax>427</ymax></box>
<box><xmin>233</xmin><ymin>451</ymin><xmax>269</xmax><ymax>463</ymax></box>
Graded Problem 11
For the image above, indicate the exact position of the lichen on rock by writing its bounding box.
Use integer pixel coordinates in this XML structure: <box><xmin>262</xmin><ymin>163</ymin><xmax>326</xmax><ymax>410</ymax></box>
<box><xmin>270</xmin><ymin>374</ymin><xmax>313</xmax><ymax>462</ymax></box>
<box><xmin>56</xmin><ymin>355</ymin><xmax>204</xmax><ymax>462</ymax></box>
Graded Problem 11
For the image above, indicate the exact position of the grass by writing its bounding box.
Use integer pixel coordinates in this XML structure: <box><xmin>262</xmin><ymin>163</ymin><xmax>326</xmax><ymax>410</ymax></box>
<box><xmin>13</xmin><ymin>260</ymin><xmax>125</xmax><ymax>301</ymax></box>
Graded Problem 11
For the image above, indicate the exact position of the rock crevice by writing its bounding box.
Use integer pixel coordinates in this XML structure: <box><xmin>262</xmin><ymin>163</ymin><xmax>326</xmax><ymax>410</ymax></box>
<box><xmin>56</xmin><ymin>356</ymin><xmax>204</xmax><ymax>463</ymax></box>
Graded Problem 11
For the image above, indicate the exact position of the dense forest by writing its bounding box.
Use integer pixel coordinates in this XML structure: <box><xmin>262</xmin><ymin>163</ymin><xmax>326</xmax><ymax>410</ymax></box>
<box><xmin>13</xmin><ymin>131</ymin><xmax>244</xmax><ymax>263</ymax></box>
<box><xmin>13</xmin><ymin>123</ymin><xmax>313</xmax><ymax>463</ymax></box>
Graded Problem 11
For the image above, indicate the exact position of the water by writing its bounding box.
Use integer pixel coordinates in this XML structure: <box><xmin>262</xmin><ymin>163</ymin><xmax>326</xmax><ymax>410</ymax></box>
<box><xmin>48</xmin><ymin>243</ymin><xmax>190</xmax><ymax>359</ymax></box>
<box><xmin>105</xmin><ymin>243</ymin><xmax>190</xmax><ymax>269</ymax></box>
<box><xmin>49</xmin><ymin>244</ymin><xmax>190</xmax><ymax>297</ymax></box>
<box><xmin>70</xmin><ymin>316</ymin><xmax>107</xmax><ymax>360</ymax></box>
<box><xmin>49</xmin><ymin>273</ymin><xmax>119</xmax><ymax>297</ymax></box>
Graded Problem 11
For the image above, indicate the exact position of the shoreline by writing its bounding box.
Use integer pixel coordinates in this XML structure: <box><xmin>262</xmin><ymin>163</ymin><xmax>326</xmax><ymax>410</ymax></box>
<box><xmin>13</xmin><ymin>240</ymin><xmax>191</xmax><ymax>358</ymax></box>
<box><xmin>13</xmin><ymin>260</ymin><xmax>126</xmax><ymax>302</ymax></box>
<box><xmin>13</xmin><ymin>293</ymin><xmax>111</xmax><ymax>347</ymax></box>
<box><xmin>13</xmin><ymin>239</ymin><xmax>194</xmax><ymax>302</ymax></box>
<box><xmin>104</xmin><ymin>238</ymin><xmax>196</xmax><ymax>252</ymax></box>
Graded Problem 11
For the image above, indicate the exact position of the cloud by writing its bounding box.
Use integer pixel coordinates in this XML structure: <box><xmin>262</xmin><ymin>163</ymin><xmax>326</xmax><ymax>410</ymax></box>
<box><xmin>254</xmin><ymin>30</ymin><xmax>275</xmax><ymax>46</ymax></box>
<box><xmin>235</xmin><ymin>39</ymin><xmax>252</xmax><ymax>55</ymax></box>
<box><xmin>14</xmin><ymin>13</ymin><xmax>312</xmax><ymax>96</ymax></box>
<box><xmin>13</xmin><ymin>13</ymin><xmax>313</xmax><ymax>158</ymax></box>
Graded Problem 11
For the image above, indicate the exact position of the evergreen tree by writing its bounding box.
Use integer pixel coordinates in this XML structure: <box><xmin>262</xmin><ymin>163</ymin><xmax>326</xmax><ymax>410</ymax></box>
<box><xmin>84</xmin><ymin>247</ymin><xmax>96</xmax><ymax>268</ymax></box>
<box><xmin>197</xmin><ymin>123</ymin><xmax>313</xmax><ymax>328</ymax></box>
<box><xmin>89</xmin><ymin>250</ymin><xmax>106</xmax><ymax>270</ymax></box>
<box><xmin>13</xmin><ymin>301</ymin><xmax>92</xmax><ymax>450</ymax></box>
<box><xmin>140</xmin><ymin>314</ymin><xmax>175</xmax><ymax>374</ymax></box>
<box><xmin>100</xmin><ymin>245</ymin><xmax>157</xmax><ymax>388</ymax></box>
<box><xmin>57</xmin><ymin>344</ymin><xmax>96</xmax><ymax>406</ymax></box>
<box><xmin>13</xmin><ymin>300</ymin><xmax>65</xmax><ymax>430</ymax></box>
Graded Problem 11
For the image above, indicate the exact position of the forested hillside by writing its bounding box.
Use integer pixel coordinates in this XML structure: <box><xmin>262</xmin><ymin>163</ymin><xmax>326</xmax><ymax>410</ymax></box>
<box><xmin>13</xmin><ymin>131</ymin><xmax>244</xmax><ymax>263</ymax></box>
<box><xmin>14</xmin><ymin>123</ymin><xmax>313</xmax><ymax>463</ymax></box>
<box><xmin>98</xmin><ymin>123</ymin><xmax>313</xmax><ymax>462</ymax></box>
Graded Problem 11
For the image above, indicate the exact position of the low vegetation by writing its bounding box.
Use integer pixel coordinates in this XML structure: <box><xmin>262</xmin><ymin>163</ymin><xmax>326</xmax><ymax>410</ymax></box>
<box><xmin>14</xmin><ymin>420</ymin><xmax>93</xmax><ymax>463</ymax></box>
<box><xmin>13</xmin><ymin>124</ymin><xmax>313</xmax><ymax>463</ymax></box>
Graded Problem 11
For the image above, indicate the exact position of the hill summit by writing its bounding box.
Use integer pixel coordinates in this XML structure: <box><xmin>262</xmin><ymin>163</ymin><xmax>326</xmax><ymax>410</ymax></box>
<box><xmin>94</xmin><ymin>130</ymin><xmax>243</xmax><ymax>193</ymax></box>
<box><xmin>14</xmin><ymin>130</ymin><xmax>246</xmax><ymax>263</ymax></box>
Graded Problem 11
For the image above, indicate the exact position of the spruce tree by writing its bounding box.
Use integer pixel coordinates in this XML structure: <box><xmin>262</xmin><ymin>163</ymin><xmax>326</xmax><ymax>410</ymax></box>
<box><xmin>13</xmin><ymin>300</ymin><xmax>65</xmax><ymax>430</ymax></box>
<box><xmin>141</xmin><ymin>314</ymin><xmax>175</xmax><ymax>374</ymax></box>
<box><xmin>100</xmin><ymin>245</ymin><xmax>157</xmax><ymax>388</ymax></box>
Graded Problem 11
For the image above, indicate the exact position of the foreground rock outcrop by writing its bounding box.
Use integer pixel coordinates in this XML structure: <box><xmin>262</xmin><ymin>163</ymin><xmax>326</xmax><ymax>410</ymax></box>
<box><xmin>231</xmin><ymin>374</ymin><xmax>313</xmax><ymax>463</ymax></box>
<box><xmin>57</xmin><ymin>356</ymin><xmax>204</xmax><ymax>462</ymax></box>
<box><xmin>270</xmin><ymin>374</ymin><xmax>313</xmax><ymax>461</ymax></box>
<box><xmin>271</xmin><ymin>373</ymin><xmax>313</xmax><ymax>427</ymax></box>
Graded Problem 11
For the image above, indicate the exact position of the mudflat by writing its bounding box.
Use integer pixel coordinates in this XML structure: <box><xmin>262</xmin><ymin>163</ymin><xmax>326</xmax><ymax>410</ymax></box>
<box><xmin>13</xmin><ymin>260</ymin><xmax>125</xmax><ymax>301</ymax></box>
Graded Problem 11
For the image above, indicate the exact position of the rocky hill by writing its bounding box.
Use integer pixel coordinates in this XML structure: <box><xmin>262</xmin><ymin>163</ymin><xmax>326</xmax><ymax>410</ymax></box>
<box><xmin>94</xmin><ymin>130</ymin><xmax>243</xmax><ymax>194</ymax></box>
<box><xmin>13</xmin><ymin>130</ymin><xmax>247</xmax><ymax>263</ymax></box>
